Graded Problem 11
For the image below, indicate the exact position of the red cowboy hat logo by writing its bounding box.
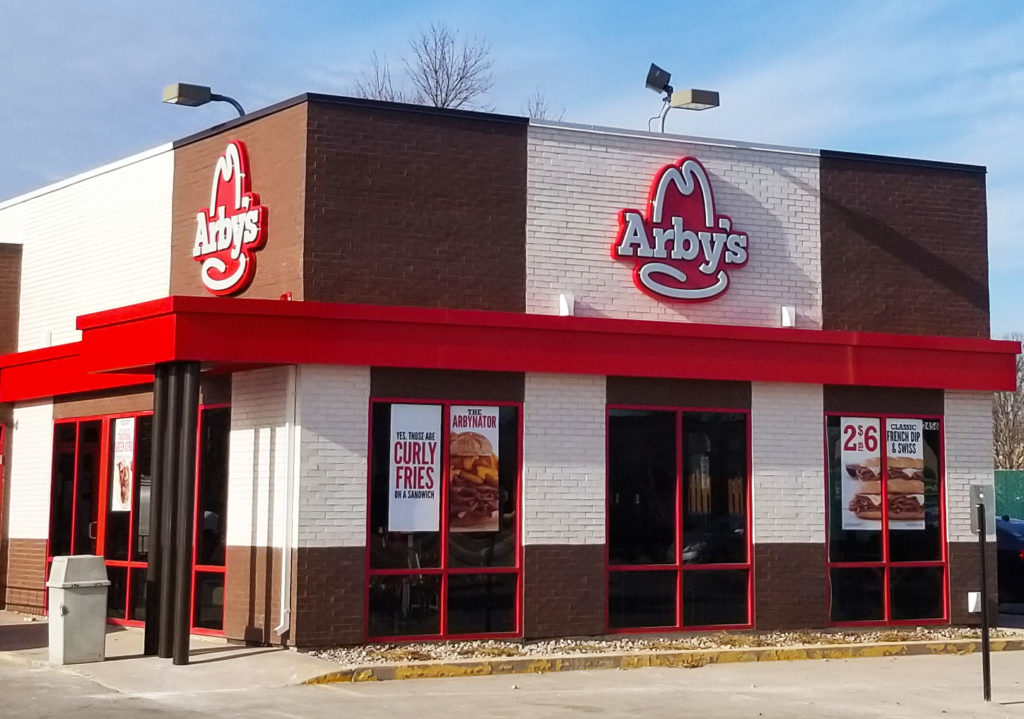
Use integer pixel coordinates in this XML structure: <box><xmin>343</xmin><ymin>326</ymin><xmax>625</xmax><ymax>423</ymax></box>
<box><xmin>192</xmin><ymin>141</ymin><xmax>268</xmax><ymax>296</ymax></box>
<box><xmin>612</xmin><ymin>157</ymin><xmax>748</xmax><ymax>301</ymax></box>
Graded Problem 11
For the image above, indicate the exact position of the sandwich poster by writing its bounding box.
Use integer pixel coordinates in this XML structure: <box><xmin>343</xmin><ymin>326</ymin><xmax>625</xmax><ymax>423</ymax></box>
<box><xmin>449</xmin><ymin>406</ymin><xmax>500</xmax><ymax>532</ymax></box>
<box><xmin>111</xmin><ymin>418</ymin><xmax>135</xmax><ymax>512</ymax></box>
<box><xmin>840</xmin><ymin>417</ymin><xmax>882</xmax><ymax>530</ymax></box>
<box><xmin>885</xmin><ymin>418</ymin><xmax>925</xmax><ymax>530</ymax></box>
<box><xmin>388</xmin><ymin>404</ymin><xmax>442</xmax><ymax>533</ymax></box>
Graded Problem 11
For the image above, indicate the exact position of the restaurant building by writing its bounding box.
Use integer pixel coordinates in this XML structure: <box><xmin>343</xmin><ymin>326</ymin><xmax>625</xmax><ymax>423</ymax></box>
<box><xmin>0</xmin><ymin>93</ymin><xmax>1016</xmax><ymax>647</ymax></box>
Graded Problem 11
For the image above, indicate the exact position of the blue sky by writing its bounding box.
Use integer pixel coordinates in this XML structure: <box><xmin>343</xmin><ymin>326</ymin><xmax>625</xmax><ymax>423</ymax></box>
<box><xmin>1</xmin><ymin>1</ymin><xmax>1021</xmax><ymax>336</ymax></box>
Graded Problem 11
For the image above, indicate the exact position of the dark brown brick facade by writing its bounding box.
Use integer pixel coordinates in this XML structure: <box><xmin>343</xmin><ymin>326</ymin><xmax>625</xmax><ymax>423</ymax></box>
<box><xmin>607</xmin><ymin>377</ymin><xmax>751</xmax><ymax>409</ymax></box>
<box><xmin>292</xmin><ymin>546</ymin><xmax>364</xmax><ymax>646</ymax></box>
<box><xmin>820</xmin><ymin>152</ymin><xmax>989</xmax><ymax>338</ymax></box>
<box><xmin>0</xmin><ymin>243</ymin><xmax>22</xmax><ymax>356</ymax></box>
<box><xmin>754</xmin><ymin>543</ymin><xmax>829</xmax><ymax>629</ymax></box>
<box><xmin>170</xmin><ymin>103</ymin><xmax>307</xmax><ymax>301</ymax></box>
<box><xmin>4</xmin><ymin>538</ymin><xmax>46</xmax><ymax>614</ymax></box>
<box><xmin>302</xmin><ymin>100</ymin><xmax>527</xmax><ymax>311</ymax></box>
<box><xmin>822</xmin><ymin>385</ymin><xmax>944</xmax><ymax>416</ymax></box>
<box><xmin>523</xmin><ymin>544</ymin><xmax>605</xmax><ymax>638</ymax></box>
<box><xmin>370</xmin><ymin>368</ymin><xmax>524</xmax><ymax>402</ymax></box>
<box><xmin>224</xmin><ymin>544</ymin><xmax>283</xmax><ymax>644</ymax></box>
<box><xmin>948</xmin><ymin>541</ymin><xmax>998</xmax><ymax>625</ymax></box>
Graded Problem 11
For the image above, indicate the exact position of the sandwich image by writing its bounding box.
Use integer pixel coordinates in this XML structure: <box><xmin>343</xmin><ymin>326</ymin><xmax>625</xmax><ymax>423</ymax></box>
<box><xmin>449</xmin><ymin>431</ymin><xmax>500</xmax><ymax>529</ymax></box>
<box><xmin>845</xmin><ymin>456</ymin><xmax>881</xmax><ymax>482</ymax></box>
<box><xmin>885</xmin><ymin>455</ymin><xmax>924</xmax><ymax>481</ymax></box>
<box><xmin>848</xmin><ymin>474</ymin><xmax>926</xmax><ymax>521</ymax></box>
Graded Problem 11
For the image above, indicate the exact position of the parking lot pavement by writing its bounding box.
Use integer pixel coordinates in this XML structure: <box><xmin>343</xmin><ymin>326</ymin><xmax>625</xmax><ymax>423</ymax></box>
<box><xmin>6</xmin><ymin>646</ymin><xmax>1024</xmax><ymax>718</ymax></box>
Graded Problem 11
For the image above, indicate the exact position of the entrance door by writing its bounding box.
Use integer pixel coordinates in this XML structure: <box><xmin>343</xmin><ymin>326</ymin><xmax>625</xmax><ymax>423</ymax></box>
<box><xmin>47</xmin><ymin>419</ymin><xmax>103</xmax><ymax>575</ymax></box>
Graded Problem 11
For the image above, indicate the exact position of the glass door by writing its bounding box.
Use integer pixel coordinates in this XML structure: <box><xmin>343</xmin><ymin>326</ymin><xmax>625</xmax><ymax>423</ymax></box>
<box><xmin>47</xmin><ymin>419</ymin><xmax>103</xmax><ymax>578</ymax></box>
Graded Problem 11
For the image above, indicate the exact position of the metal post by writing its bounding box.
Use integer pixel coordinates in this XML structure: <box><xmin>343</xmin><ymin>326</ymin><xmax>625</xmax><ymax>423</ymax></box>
<box><xmin>143</xmin><ymin>365</ymin><xmax>168</xmax><ymax>655</ymax></box>
<box><xmin>978</xmin><ymin>501</ymin><xmax>991</xmax><ymax>702</ymax></box>
<box><xmin>157</xmin><ymin>364</ymin><xmax>182</xmax><ymax>658</ymax></box>
<box><xmin>172</xmin><ymin>362</ymin><xmax>200</xmax><ymax>665</ymax></box>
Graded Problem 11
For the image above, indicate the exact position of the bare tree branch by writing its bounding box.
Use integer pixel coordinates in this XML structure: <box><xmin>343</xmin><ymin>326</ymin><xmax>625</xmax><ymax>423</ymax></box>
<box><xmin>404</xmin><ymin>23</ymin><xmax>493</xmax><ymax>109</ymax></box>
<box><xmin>523</xmin><ymin>89</ymin><xmax>564</xmax><ymax>121</ymax></box>
<box><xmin>994</xmin><ymin>332</ymin><xmax>1024</xmax><ymax>469</ymax></box>
<box><xmin>354</xmin><ymin>51</ymin><xmax>405</xmax><ymax>103</ymax></box>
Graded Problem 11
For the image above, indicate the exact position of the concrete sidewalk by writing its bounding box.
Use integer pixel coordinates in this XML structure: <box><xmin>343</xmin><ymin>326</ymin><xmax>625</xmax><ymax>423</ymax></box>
<box><xmin>0</xmin><ymin>610</ymin><xmax>338</xmax><ymax>694</ymax></box>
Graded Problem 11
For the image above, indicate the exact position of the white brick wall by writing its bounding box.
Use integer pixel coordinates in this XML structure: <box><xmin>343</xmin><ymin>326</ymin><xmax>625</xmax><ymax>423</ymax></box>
<box><xmin>945</xmin><ymin>391</ymin><xmax>995</xmax><ymax>541</ymax></box>
<box><xmin>0</xmin><ymin>146</ymin><xmax>173</xmax><ymax>352</ymax></box>
<box><xmin>7</xmin><ymin>401</ymin><xmax>54</xmax><ymax>539</ymax></box>
<box><xmin>523</xmin><ymin>373</ymin><xmax>605</xmax><ymax>545</ymax></box>
<box><xmin>526</xmin><ymin>125</ymin><xmax>821</xmax><ymax>329</ymax></box>
<box><xmin>751</xmin><ymin>382</ymin><xmax>824</xmax><ymax>543</ymax></box>
<box><xmin>296</xmin><ymin>365</ymin><xmax>370</xmax><ymax>548</ymax></box>
<box><xmin>227</xmin><ymin>367</ymin><xmax>292</xmax><ymax>548</ymax></box>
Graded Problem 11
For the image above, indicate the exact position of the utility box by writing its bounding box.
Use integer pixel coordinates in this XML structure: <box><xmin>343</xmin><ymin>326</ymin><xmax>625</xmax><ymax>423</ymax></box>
<box><xmin>47</xmin><ymin>556</ymin><xmax>110</xmax><ymax>665</ymax></box>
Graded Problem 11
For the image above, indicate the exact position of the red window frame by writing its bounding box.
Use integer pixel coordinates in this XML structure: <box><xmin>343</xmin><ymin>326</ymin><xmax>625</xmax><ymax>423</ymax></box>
<box><xmin>823</xmin><ymin>412</ymin><xmax>948</xmax><ymax>627</ymax></box>
<box><xmin>605</xmin><ymin>404</ymin><xmax>754</xmax><ymax>633</ymax></box>
<box><xmin>364</xmin><ymin>398</ymin><xmax>523</xmax><ymax>642</ymax></box>
<box><xmin>45</xmin><ymin>405</ymin><xmax>229</xmax><ymax>635</ymax></box>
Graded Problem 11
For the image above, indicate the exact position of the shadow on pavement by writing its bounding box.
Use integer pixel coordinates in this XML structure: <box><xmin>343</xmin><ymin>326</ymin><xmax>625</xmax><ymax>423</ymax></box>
<box><xmin>0</xmin><ymin>622</ymin><xmax>47</xmax><ymax>651</ymax></box>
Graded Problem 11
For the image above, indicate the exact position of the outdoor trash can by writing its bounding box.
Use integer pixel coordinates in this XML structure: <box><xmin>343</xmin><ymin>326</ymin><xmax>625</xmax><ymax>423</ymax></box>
<box><xmin>47</xmin><ymin>555</ymin><xmax>110</xmax><ymax>665</ymax></box>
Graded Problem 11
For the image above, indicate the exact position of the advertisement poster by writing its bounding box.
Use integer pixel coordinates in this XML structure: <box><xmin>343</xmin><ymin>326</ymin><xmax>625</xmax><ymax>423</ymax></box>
<box><xmin>840</xmin><ymin>417</ymin><xmax>882</xmax><ymax>530</ymax></box>
<box><xmin>388</xmin><ymin>404</ymin><xmax>442</xmax><ymax>532</ymax></box>
<box><xmin>111</xmin><ymin>418</ymin><xmax>135</xmax><ymax>512</ymax></box>
<box><xmin>885</xmin><ymin>418</ymin><xmax>926</xmax><ymax>530</ymax></box>
<box><xmin>448</xmin><ymin>406</ymin><xmax>500</xmax><ymax>532</ymax></box>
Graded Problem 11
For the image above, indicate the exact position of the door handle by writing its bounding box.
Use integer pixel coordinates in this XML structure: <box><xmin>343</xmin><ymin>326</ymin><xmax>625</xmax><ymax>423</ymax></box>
<box><xmin>88</xmin><ymin>521</ymin><xmax>97</xmax><ymax>540</ymax></box>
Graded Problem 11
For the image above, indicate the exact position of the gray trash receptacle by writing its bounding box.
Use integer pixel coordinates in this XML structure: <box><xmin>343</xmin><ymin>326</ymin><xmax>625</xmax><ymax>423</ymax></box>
<box><xmin>47</xmin><ymin>555</ymin><xmax>110</xmax><ymax>665</ymax></box>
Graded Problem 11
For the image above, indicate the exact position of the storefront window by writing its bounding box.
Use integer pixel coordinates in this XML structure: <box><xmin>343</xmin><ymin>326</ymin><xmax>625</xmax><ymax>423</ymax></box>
<box><xmin>825</xmin><ymin>414</ymin><xmax>946</xmax><ymax>624</ymax></box>
<box><xmin>47</xmin><ymin>406</ymin><xmax>229</xmax><ymax>633</ymax></box>
<box><xmin>607</xmin><ymin>408</ymin><xmax>751</xmax><ymax>631</ymax></box>
<box><xmin>367</xmin><ymin>401</ymin><xmax>521</xmax><ymax>640</ymax></box>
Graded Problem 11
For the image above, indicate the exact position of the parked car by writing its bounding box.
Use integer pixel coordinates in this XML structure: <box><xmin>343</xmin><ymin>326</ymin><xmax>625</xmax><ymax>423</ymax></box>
<box><xmin>996</xmin><ymin>516</ymin><xmax>1024</xmax><ymax>605</ymax></box>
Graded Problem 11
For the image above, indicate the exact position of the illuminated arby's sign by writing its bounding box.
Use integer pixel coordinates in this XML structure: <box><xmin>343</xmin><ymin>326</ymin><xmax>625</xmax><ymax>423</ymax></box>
<box><xmin>193</xmin><ymin>141</ymin><xmax>267</xmax><ymax>296</ymax></box>
<box><xmin>613</xmin><ymin>157</ymin><xmax>748</xmax><ymax>301</ymax></box>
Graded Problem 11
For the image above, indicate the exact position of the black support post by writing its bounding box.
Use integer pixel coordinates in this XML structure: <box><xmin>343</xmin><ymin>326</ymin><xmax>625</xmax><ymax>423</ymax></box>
<box><xmin>143</xmin><ymin>365</ymin><xmax>169</xmax><ymax>656</ymax></box>
<box><xmin>978</xmin><ymin>502</ymin><xmax>992</xmax><ymax>702</ymax></box>
<box><xmin>158</xmin><ymin>364</ymin><xmax>182</xmax><ymax>659</ymax></box>
<box><xmin>172</xmin><ymin>362</ymin><xmax>200</xmax><ymax>665</ymax></box>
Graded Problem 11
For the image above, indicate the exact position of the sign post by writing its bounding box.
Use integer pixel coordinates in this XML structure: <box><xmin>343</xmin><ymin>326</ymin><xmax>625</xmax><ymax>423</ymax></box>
<box><xmin>971</xmin><ymin>482</ymin><xmax>994</xmax><ymax>703</ymax></box>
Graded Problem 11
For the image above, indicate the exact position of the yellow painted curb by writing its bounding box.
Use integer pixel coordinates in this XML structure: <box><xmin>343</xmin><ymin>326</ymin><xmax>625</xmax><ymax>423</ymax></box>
<box><xmin>302</xmin><ymin>638</ymin><xmax>1024</xmax><ymax>685</ymax></box>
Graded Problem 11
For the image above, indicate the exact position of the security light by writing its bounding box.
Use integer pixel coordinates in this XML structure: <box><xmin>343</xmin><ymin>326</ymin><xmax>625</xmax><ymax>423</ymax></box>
<box><xmin>645</xmin><ymin>64</ymin><xmax>719</xmax><ymax>132</ymax></box>
<box><xmin>162</xmin><ymin>83</ymin><xmax>245</xmax><ymax>117</ymax></box>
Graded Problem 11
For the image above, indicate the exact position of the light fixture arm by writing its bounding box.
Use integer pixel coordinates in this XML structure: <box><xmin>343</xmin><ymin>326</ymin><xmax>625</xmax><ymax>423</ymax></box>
<box><xmin>658</xmin><ymin>95</ymin><xmax>672</xmax><ymax>134</ymax></box>
<box><xmin>211</xmin><ymin>93</ymin><xmax>245</xmax><ymax>117</ymax></box>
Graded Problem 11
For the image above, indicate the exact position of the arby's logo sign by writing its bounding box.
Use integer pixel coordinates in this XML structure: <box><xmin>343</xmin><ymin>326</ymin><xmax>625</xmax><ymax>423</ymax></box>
<box><xmin>192</xmin><ymin>141</ymin><xmax>267</xmax><ymax>296</ymax></box>
<box><xmin>612</xmin><ymin>157</ymin><xmax>748</xmax><ymax>301</ymax></box>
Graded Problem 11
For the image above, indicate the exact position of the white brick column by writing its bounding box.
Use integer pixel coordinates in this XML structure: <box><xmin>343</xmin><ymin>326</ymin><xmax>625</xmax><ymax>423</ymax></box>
<box><xmin>751</xmin><ymin>382</ymin><xmax>825</xmax><ymax>543</ymax></box>
<box><xmin>945</xmin><ymin>390</ymin><xmax>995</xmax><ymax>541</ymax></box>
<box><xmin>522</xmin><ymin>373</ymin><xmax>606</xmax><ymax>545</ymax></box>
<box><xmin>296</xmin><ymin>365</ymin><xmax>370</xmax><ymax>548</ymax></box>
<box><xmin>7</xmin><ymin>401</ymin><xmax>55</xmax><ymax>540</ymax></box>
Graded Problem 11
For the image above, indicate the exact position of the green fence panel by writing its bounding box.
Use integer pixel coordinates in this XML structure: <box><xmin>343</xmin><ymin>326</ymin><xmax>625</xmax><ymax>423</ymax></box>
<box><xmin>996</xmin><ymin>470</ymin><xmax>1024</xmax><ymax>520</ymax></box>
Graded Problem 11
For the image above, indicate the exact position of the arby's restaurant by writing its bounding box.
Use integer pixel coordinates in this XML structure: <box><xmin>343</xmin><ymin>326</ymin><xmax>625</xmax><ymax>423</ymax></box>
<box><xmin>0</xmin><ymin>93</ymin><xmax>1017</xmax><ymax>648</ymax></box>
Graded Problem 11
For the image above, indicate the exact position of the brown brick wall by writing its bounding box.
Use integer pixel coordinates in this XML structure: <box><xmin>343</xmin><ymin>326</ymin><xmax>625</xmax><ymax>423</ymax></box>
<box><xmin>949</xmin><ymin>541</ymin><xmax>998</xmax><ymax>625</ymax></box>
<box><xmin>523</xmin><ymin>544</ymin><xmax>605</xmax><ymax>638</ymax></box>
<box><xmin>0</xmin><ymin>243</ymin><xmax>22</xmax><ymax>356</ymax></box>
<box><xmin>224</xmin><ymin>544</ymin><xmax>282</xmax><ymax>645</ymax></box>
<box><xmin>170</xmin><ymin>104</ymin><xmax>307</xmax><ymax>301</ymax></box>
<box><xmin>292</xmin><ymin>546</ymin><xmax>364</xmax><ymax>647</ymax></box>
<box><xmin>370</xmin><ymin>368</ymin><xmax>524</xmax><ymax>402</ymax></box>
<box><xmin>4</xmin><ymin>538</ymin><xmax>46</xmax><ymax>614</ymax></box>
<box><xmin>607</xmin><ymin>377</ymin><xmax>751</xmax><ymax>409</ymax></box>
<box><xmin>754</xmin><ymin>543</ymin><xmax>829</xmax><ymax>629</ymax></box>
<box><xmin>822</xmin><ymin>385</ymin><xmax>944</xmax><ymax>416</ymax></box>
<box><xmin>820</xmin><ymin>154</ymin><xmax>989</xmax><ymax>338</ymax></box>
<box><xmin>303</xmin><ymin>101</ymin><xmax>527</xmax><ymax>311</ymax></box>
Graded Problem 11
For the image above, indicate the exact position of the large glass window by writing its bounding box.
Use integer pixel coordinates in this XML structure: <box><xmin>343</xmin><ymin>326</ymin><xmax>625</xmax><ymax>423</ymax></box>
<box><xmin>367</xmin><ymin>401</ymin><xmax>521</xmax><ymax>639</ymax></box>
<box><xmin>607</xmin><ymin>408</ymin><xmax>750</xmax><ymax>631</ymax></box>
<box><xmin>825</xmin><ymin>414</ymin><xmax>946</xmax><ymax>624</ymax></box>
<box><xmin>47</xmin><ymin>406</ymin><xmax>229</xmax><ymax>634</ymax></box>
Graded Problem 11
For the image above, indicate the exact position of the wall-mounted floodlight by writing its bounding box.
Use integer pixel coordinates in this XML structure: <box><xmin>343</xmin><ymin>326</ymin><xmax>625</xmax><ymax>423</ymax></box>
<box><xmin>645</xmin><ymin>63</ymin><xmax>719</xmax><ymax>133</ymax></box>
<box><xmin>162</xmin><ymin>83</ymin><xmax>245</xmax><ymax>117</ymax></box>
